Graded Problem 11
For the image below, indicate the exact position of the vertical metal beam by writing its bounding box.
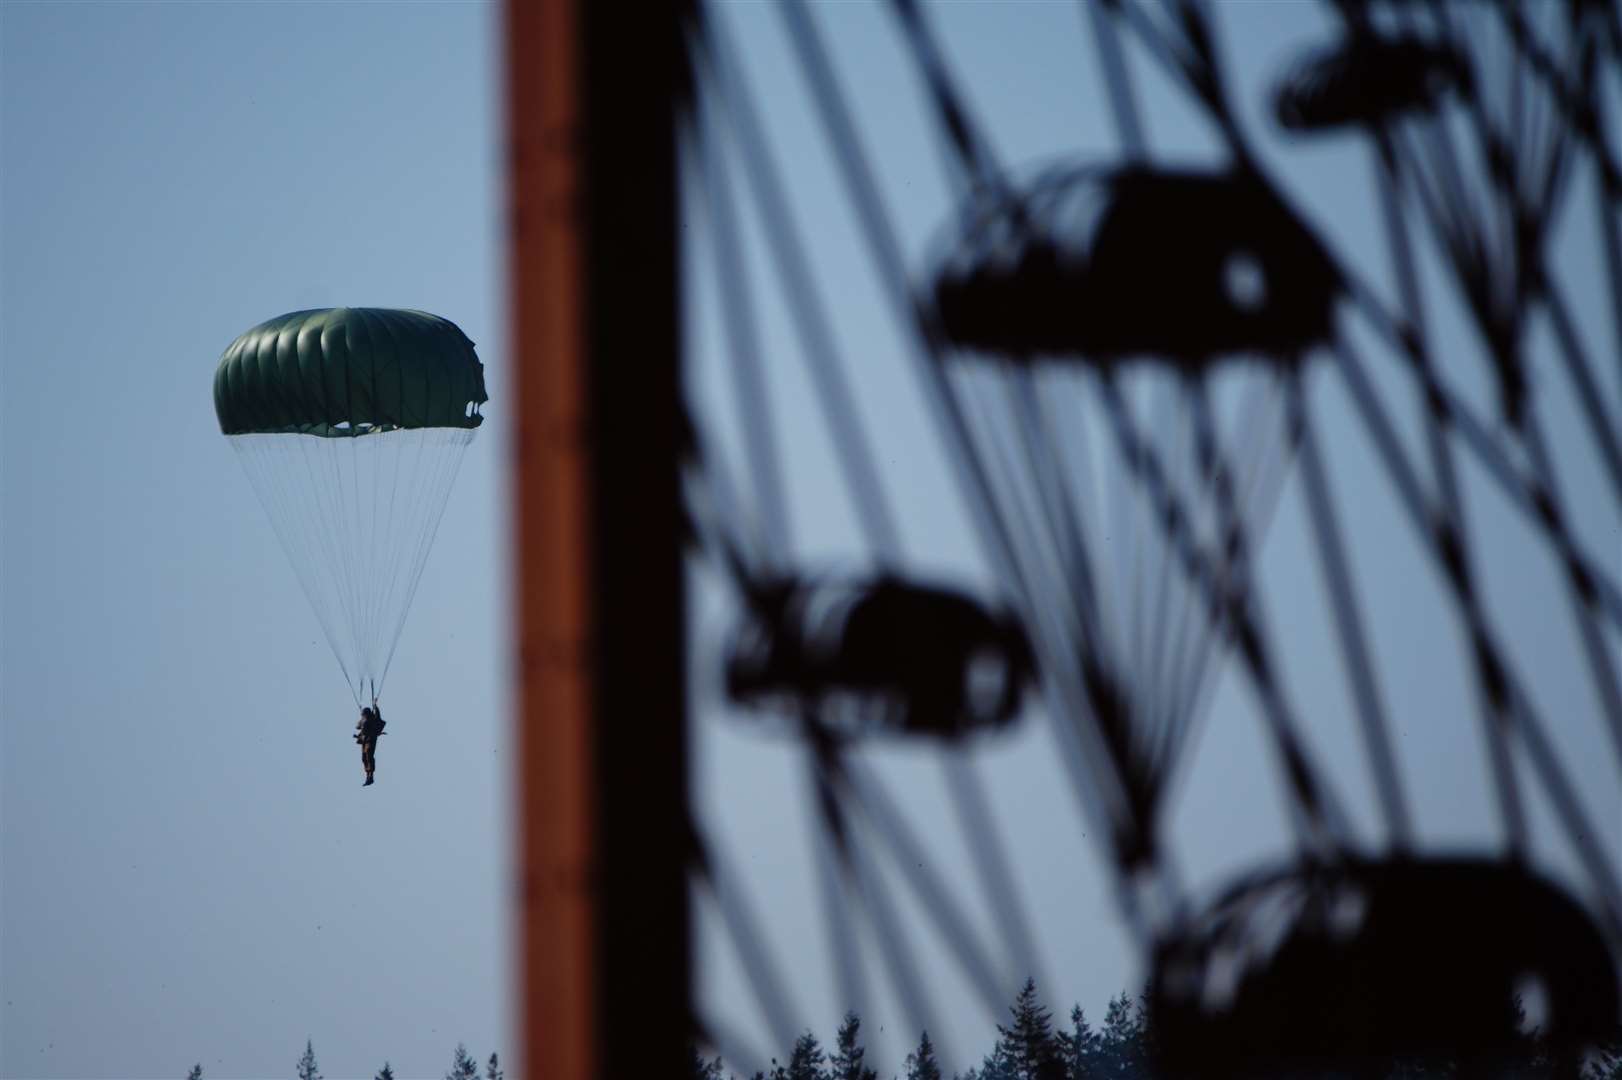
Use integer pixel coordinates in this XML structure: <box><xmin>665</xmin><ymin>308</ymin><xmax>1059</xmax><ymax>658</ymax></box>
<box><xmin>507</xmin><ymin>3</ymin><xmax>688</xmax><ymax>1078</ymax></box>
<box><xmin>579</xmin><ymin>4</ymin><xmax>690</xmax><ymax>1079</ymax></box>
<box><xmin>507</xmin><ymin>3</ymin><xmax>594</xmax><ymax>1078</ymax></box>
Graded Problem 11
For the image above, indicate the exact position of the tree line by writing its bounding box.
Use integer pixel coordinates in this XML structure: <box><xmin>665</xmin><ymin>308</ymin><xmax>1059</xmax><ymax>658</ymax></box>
<box><xmin>173</xmin><ymin>979</ymin><xmax>1622</xmax><ymax>1080</ymax></box>
<box><xmin>688</xmin><ymin>978</ymin><xmax>1622</xmax><ymax>1080</ymax></box>
<box><xmin>184</xmin><ymin>1039</ymin><xmax>501</xmax><ymax>1080</ymax></box>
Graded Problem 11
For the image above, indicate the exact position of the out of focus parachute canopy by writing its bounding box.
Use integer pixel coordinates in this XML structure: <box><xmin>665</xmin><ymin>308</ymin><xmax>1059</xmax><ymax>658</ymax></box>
<box><xmin>1273</xmin><ymin>36</ymin><xmax>1471</xmax><ymax>132</ymax></box>
<box><xmin>932</xmin><ymin>167</ymin><xmax>1341</xmax><ymax>366</ymax></box>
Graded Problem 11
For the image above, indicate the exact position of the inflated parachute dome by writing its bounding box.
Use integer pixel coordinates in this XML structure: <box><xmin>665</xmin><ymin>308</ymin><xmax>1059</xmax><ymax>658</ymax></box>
<box><xmin>215</xmin><ymin>307</ymin><xmax>488</xmax><ymax>705</ymax></box>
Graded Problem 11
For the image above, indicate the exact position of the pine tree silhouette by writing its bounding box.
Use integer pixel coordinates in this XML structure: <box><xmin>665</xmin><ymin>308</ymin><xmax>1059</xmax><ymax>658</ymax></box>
<box><xmin>295</xmin><ymin>1039</ymin><xmax>321</xmax><ymax>1080</ymax></box>
<box><xmin>688</xmin><ymin>1045</ymin><xmax>725</xmax><ymax>1080</ymax></box>
<box><xmin>904</xmin><ymin>1030</ymin><xmax>942</xmax><ymax>1080</ymax></box>
<box><xmin>374</xmin><ymin>1063</ymin><xmax>395</xmax><ymax>1080</ymax></box>
<box><xmin>446</xmin><ymin>1043</ymin><xmax>479</xmax><ymax>1080</ymax></box>
<box><xmin>186</xmin><ymin>1065</ymin><xmax>203</xmax><ymax>1080</ymax></box>
<box><xmin>1584</xmin><ymin>1039</ymin><xmax>1622</xmax><ymax>1080</ymax></box>
<box><xmin>1056</xmin><ymin>1005</ymin><xmax>1097</xmax><ymax>1080</ymax></box>
<box><xmin>484</xmin><ymin>1051</ymin><xmax>504</xmax><ymax>1080</ymax></box>
<box><xmin>779</xmin><ymin>1031</ymin><xmax>827</xmax><ymax>1080</ymax></box>
<box><xmin>985</xmin><ymin>979</ymin><xmax>1064</xmax><ymax>1080</ymax></box>
<box><xmin>1095</xmin><ymin>994</ymin><xmax>1144</xmax><ymax>1080</ymax></box>
<box><xmin>830</xmin><ymin>1012</ymin><xmax>878</xmax><ymax>1080</ymax></box>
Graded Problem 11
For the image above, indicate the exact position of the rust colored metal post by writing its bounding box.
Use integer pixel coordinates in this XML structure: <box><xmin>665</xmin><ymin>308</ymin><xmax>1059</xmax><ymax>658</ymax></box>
<box><xmin>506</xmin><ymin>2</ymin><xmax>689</xmax><ymax>1078</ymax></box>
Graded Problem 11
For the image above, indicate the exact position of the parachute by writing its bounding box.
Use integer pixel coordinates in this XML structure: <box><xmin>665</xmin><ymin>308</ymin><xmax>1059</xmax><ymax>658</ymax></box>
<box><xmin>725</xmin><ymin>573</ymin><xmax>1035</xmax><ymax>741</ymax></box>
<box><xmin>214</xmin><ymin>307</ymin><xmax>488</xmax><ymax>704</ymax></box>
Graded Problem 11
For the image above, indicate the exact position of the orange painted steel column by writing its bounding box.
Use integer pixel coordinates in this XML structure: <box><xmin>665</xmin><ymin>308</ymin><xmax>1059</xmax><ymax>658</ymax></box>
<box><xmin>507</xmin><ymin>2</ymin><xmax>594</xmax><ymax>1078</ymax></box>
<box><xmin>506</xmin><ymin>3</ymin><xmax>689</xmax><ymax>1078</ymax></box>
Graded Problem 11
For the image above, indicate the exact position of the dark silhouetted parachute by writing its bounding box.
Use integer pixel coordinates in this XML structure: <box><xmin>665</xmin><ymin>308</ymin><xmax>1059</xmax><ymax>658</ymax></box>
<box><xmin>726</xmin><ymin>574</ymin><xmax>1035</xmax><ymax>741</ymax></box>
<box><xmin>926</xmin><ymin>164</ymin><xmax>1330</xmax><ymax>869</ymax></box>
<box><xmin>215</xmin><ymin>307</ymin><xmax>488</xmax><ymax>704</ymax></box>
<box><xmin>1149</xmin><ymin>856</ymin><xmax>1621</xmax><ymax>1079</ymax></box>
<box><xmin>932</xmin><ymin>167</ymin><xmax>1340</xmax><ymax>367</ymax></box>
<box><xmin>1273</xmin><ymin>36</ymin><xmax>1470</xmax><ymax>133</ymax></box>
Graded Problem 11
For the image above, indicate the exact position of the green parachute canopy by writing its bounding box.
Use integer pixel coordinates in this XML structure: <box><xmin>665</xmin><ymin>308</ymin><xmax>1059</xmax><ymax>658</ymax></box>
<box><xmin>214</xmin><ymin>307</ymin><xmax>487</xmax><ymax>437</ymax></box>
<box><xmin>216</xmin><ymin>307</ymin><xmax>488</xmax><ymax>706</ymax></box>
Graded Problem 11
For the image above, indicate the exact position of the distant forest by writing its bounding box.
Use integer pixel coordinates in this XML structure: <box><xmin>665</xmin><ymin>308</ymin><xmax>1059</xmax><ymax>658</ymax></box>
<box><xmin>183</xmin><ymin>1039</ymin><xmax>500</xmax><ymax>1080</ymax></box>
<box><xmin>173</xmin><ymin>982</ymin><xmax>1622</xmax><ymax>1080</ymax></box>
<box><xmin>687</xmin><ymin>979</ymin><xmax>1622</xmax><ymax>1080</ymax></box>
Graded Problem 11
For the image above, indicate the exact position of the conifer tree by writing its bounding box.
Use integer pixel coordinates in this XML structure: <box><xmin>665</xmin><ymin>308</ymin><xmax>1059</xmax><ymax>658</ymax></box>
<box><xmin>1584</xmin><ymin>1040</ymin><xmax>1622</xmax><ymax>1080</ymax></box>
<box><xmin>375</xmin><ymin>1064</ymin><xmax>396</xmax><ymax>1080</ymax></box>
<box><xmin>485</xmin><ymin>1052</ymin><xmax>503</xmax><ymax>1080</ymax></box>
<box><xmin>1055</xmin><ymin>1005</ymin><xmax>1096</xmax><ymax>1079</ymax></box>
<box><xmin>904</xmin><ymin>1030</ymin><xmax>943</xmax><ymax>1080</ymax></box>
<box><xmin>783</xmin><ymin>1030</ymin><xmax>827</xmax><ymax>1080</ymax></box>
<box><xmin>830</xmin><ymin>1012</ymin><xmax>878</xmax><ymax>1080</ymax></box>
<box><xmin>976</xmin><ymin>1042</ymin><xmax>1017</xmax><ymax>1080</ymax></box>
<box><xmin>1095</xmin><ymin>993</ymin><xmax>1143</xmax><ymax>1080</ymax></box>
<box><xmin>295</xmin><ymin>1039</ymin><xmax>322</xmax><ymax>1080</ymax></box>
<box><xmin>186</xmin><ymin>1065</ymin><xmax>203</xmax><ymax>1080</ymax></box>
<box><xmin>989</xmin><ymin>979</ymin><xmax>1063</xmax><ymax>1080</ymax></box>
<box><xmin>687</xmin><ymin>1046</ymin><xmax>725</xmax><ymax>1080</ymax></box>
<box><xmin>446</xmin><ymin>1043</ymin><xmax>479</xmax><ymax>1080</ymax></box>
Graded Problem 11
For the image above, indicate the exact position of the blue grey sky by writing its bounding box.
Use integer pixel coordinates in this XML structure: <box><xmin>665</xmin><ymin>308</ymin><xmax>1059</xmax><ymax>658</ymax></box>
<box><xmin>3</xmin><ymin>4</ymin><xmax>508</xmax><ymax>1078</ymax></box>
<box><xmin>2</xmin><ymin>2</ymin><xmax>1618</xmax><ymax>1080</ymax></box>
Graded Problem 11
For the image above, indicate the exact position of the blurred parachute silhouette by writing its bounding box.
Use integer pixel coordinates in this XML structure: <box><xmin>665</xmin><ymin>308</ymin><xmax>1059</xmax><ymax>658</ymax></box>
<box><xmin>215</xmin><ymin>307</ymin><xmax>487</xmax><ymax>705</ymax></box>
<box><xmin>927</xmin><ymin>159</ymin><xmax>1341</xmax><ymax>873</ymax></box>
<box><xmin>726</xmin><ymin>573</ymin><xmax>1035</xmax><ymax>741</ymax></box>
<box><xmin>933</xmin><ymin>166</ymin><xmax>1341</xmax><ymax>366</ymax></box>
<box><xmin>1150</xmin><ymin>856</ymin><xmax>1620</xmax><ymax>1078</ymax></box>
<box><xmin>1273</xmin><ymin>36</ymin><xmax>1470</xmax><ymax>132</ymax></box>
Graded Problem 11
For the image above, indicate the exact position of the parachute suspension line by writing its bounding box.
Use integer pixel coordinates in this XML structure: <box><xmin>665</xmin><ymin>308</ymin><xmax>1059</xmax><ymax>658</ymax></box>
<box><xmin>380</xmin><ymin>428</ymin><xmax>472</xmax><ymax>688</ymax></box>
<box><xmin>968</xmin><ymin>368</ymin><xmax>1073</xmax><ymax>641</ymax></box>
<box><xmin>343</xmin><ymin>424</ymin><xmax>369</xmax><ymax>661</ymax></box>
<box><xmin>353</xmin><ymin>431</ymin><xmax>382</xmax><ymax>684</ymax></box>
<box><xmin>1162</xmin><ymin>372</ymin><xmax>1291</xmax><ymax>775</ymax></box>
<box><xmin>1139</xmin><ymin>382</ymin><xmax>1190</xmax><ymax>774</ymax></box>
<box><xmin>1102</xmin><ymin>373</ymin><xmax>1141</xmax><ymax>726</ymax></box>
<box><xmin>367</xmin><ymin>427</ymin><xmax>386</xmax><ymax>684</ymax></box>
<box><xmin>955</xmin><ymin>366</ymin><xmax>1059</xmax><ymax>632</ymax></box>
<box><xmin>286</xmin><ymin>432</ymin><xmax>367</xmax><ymax>704</ymax></box>
<box><xmin>261</xmin><ymin>434</ymin><xmax>362</xmax><ymax>705</ymax></box>
<box><xmin>350</xmin><ymin>433</ymin><xmax>371</xmax><ymax>682</ymax></box>
<box><xmin>305</xmin><ymin>427</ymin><xmax>368</xmax><ymax>687</ymax></box>
<box><xmin>351</xmin><ymin>432</ymin><xmax>375</xmax><ymax>690</ymax></box>
<box><xmin>352</xmin><ymin>427</ymin><xmax>454</xmax><ymax>693</ymax></box>
<box><xmin>371</xmin><ymin>430</ymin><xmax>439</xmax><ymax>686</ymax></box>
<box><xmin>374</xmin><ymin>427</ymin><xmax>409</xmax><ymax>675</ymax></box>
<box><xmin>288</xmin><ymin>430</ymin><xmax>355</xmax><ymax>674</ymax></box>
<box><xmin>1033</xmin><ymin>369</ymin><xmax>1108</xmax><ymax>655</ymax></box>
<box><xmin>370</xmin><ymin>430</ymin><xmax>399</xmax><ymax>687</ymax></box>
<box><xmin>1004</xmin><ymin>367</ymin><xmax>1103</xmax><ymax>657</ymax></box>
<box><xmin>371</xmin><ymin>428</ymin><xmax>438</xmax><ymax>681</ymax></box>
<box><xmin>361</xmin><ymin>429</ymin><xmax>432</xmax><ymax>692</ymax></box>
<box><xmin>1134</xmin><ymin>378</ymin><xmax>1185</xmax><ymax>751</ymax></box>
<box><xmin>233</xmin><ymin>436</ymin><xmax>361</xmax><ymax>705</ymax></box>
<box><xmin>231</xmin><ymin>427</ymin><xmax>475</xmax><ymax>705</ymax></box>
<box><xmin>333</xmin><ymin>426</ymin><xmax>369</xmax><ymax>671</ymax></box>
<box><xmin>1049</xmin><ymin>368</ymin><xmax>1126</xmax><ymax>683</ymax></box>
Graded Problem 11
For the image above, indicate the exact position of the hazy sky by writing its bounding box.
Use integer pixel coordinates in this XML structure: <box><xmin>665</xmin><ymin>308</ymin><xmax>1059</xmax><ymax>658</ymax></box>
<box><xmin>3</xmin><ymin>4</ymin><xmax>508</xmax><ymax>1078</ymax></box>
<box><xmin>3</xmin><ymin>3</ymin><xmax>1618</xmax><ymax>1080</ymax></box>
